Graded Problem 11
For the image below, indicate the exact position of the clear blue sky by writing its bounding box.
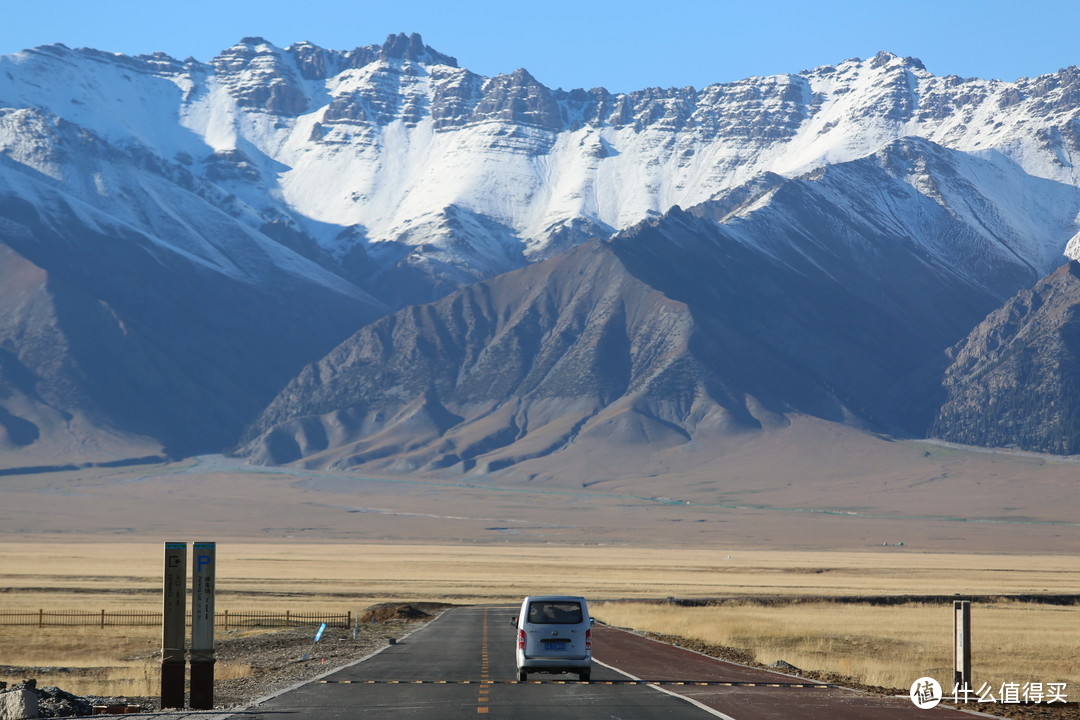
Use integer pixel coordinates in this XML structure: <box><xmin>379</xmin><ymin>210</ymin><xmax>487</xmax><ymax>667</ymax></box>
<box><xmin>4</xmin><ymin>0</ymin><xmax>1079</xmax><ymax>93</ymax></box>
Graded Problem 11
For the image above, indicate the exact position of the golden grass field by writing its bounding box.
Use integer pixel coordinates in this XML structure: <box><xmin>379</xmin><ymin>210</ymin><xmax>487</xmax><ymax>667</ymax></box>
<box><xmin>2</xmin><ymin>541</ymin><xmax>1080</xmax><ymax>609</ymax></box>
<box><xmin>1</xmin><ymin>541</ymin><xmax>1077</xmax><ymax>697</ymax></box>
<box><xmin>0</xmin><ymin>625</ymin><xmax>256</xmax><ymax>698</ymax></box>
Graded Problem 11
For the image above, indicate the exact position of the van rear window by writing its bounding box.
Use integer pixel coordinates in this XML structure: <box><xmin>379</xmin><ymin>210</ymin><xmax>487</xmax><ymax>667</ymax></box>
<box><xmin>527</xmin><ymin>601</ymin><xmax>583</xmax><ymax>624</ymax></box>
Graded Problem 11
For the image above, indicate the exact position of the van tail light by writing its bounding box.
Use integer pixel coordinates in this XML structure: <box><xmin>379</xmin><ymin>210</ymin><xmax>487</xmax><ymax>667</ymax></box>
<box><xmin>585</xmin><ymin>628</ymin><xmax>592</xmax><ymax>650</ymax></box>
<box><xmin>517</xmin><ymin>629</ymin><xmax>526</xmax><ymax>650</ymax></box>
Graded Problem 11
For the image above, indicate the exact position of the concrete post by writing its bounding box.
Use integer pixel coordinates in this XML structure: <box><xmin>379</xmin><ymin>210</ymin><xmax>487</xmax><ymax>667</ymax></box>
<box><xmin>190</xmin><ymin>541</ymin><xmax>216</xmax><ymax>710</ymax></box>
<box><xmin>953</xmin><ymin>600</ymin><xmax>971</xmax><ymax>695</ymax></box>
<box><xmin>160</xmin><ymin>542</ymin><xmax>186</xmax><ymax>709</ymax></box>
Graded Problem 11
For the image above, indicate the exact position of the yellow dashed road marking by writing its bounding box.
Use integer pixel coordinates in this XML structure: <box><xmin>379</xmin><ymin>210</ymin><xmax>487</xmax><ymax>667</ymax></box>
<box><xmin>479</xmin><ymin>609</ymin><xmax>491</xmax><ymax>716</ymax></box>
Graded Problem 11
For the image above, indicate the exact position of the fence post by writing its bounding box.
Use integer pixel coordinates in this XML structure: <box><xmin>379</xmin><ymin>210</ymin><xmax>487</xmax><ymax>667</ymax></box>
<box><xmin>954</xmin><ymin>600</ymin><xmax>972</xmax><ymax>695</ymax></box>
<box><xmin>38</xmin><ymin>609</ymin><xmax>43</xmax><ymax>629</ymax></box>
<box><xmin>347</xmin><ymin>611</ymin><xmax>351</xmax><ymax>628</ymax></box>
<box><xmin>286</xmin><ymin>610</ymin><xmax>290</xmax><ymax>627</ymax></box>
<box><xmin>101</xmin><ymin>609</ymin><xmax>105</xmax><ymax>629</ymax></box>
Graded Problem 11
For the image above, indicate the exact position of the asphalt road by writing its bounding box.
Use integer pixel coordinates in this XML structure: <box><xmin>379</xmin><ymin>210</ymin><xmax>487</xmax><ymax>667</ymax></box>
<box><xmin>242</xmin><ymin>606</ymin><xmax>978</xmax><ymax>719</ymax></box>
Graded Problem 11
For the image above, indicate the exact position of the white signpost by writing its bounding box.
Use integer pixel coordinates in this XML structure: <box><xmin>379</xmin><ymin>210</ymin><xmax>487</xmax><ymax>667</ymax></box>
<box><xmin>190</xmin><ymin>541</ymin><xmax>216</xmax><ymax>709</ymax></box>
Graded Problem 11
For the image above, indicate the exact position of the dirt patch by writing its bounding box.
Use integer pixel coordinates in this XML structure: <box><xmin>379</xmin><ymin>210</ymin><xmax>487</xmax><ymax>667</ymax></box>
<box><xmin>358</xmin><ymin>602</ymin><xmax>448</xmax><ymax>623</ymax></box>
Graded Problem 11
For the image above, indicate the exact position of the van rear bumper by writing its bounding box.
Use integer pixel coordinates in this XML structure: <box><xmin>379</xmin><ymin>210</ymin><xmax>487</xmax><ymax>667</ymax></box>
<box><xmin>519</xmin><ymin>656</ymin><xmax>590</xmax><ymax>670</ymax></box>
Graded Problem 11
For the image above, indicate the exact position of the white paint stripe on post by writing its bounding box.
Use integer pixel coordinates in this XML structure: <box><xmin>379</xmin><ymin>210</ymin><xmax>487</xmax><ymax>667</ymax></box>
<box><xmin>954</xmin><ymin>600</ymin><xmax>972</xmax><ymax>693</ymax></box>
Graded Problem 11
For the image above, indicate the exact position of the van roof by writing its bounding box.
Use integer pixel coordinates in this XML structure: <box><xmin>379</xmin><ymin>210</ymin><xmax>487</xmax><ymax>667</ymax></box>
<box><xmin>522</xmin><ymin>595</ymin><xmax>587</xmax><ymax>602</ymax></box>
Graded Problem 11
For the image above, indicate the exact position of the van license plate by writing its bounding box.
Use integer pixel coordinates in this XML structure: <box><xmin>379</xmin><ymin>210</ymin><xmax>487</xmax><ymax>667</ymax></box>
<box><xmin>543</xmin><ymin>642</ymin><xmax>567</xmax><ymax>651</ymax></box>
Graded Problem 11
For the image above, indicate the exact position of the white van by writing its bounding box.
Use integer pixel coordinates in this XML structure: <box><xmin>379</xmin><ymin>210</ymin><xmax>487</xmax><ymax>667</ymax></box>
<box><xmin>513</xmin><ymin>595</ymin><xmax>592</xmax><ymax>681</ymax></box>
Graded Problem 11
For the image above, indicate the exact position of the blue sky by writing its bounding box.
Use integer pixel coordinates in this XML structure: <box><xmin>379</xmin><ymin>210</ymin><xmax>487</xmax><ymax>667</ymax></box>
<box><xmin>4</xmin><ymin>0</ymin><xmax>1079</xmax><ymax>93</ymax></box>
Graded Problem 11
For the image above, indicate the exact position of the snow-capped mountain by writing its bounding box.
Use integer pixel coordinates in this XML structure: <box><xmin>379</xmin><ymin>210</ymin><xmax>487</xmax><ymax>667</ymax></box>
<box><xmin>4</xmin><ymin>33</ymin><xmax>1080</xmax><ymax>464</ymax></box>
<box><xmin>4</xmin><ymin>36</ymin><xmax>1080</xmax><ymax>301</ymax></box>
<box><xmin>241</xmin><ymin>136</ymin><xmax>1080</xmax><ymax>472</ymax></box>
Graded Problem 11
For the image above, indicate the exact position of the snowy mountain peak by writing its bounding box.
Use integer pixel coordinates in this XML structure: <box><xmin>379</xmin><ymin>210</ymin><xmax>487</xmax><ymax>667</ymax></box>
<box><xmin>6</xmin><ymin>38</ymin><xmax>1080</xmax><ymax>463</ymax></box>
<box><xmin>378</xmin><ymin>32</ymin><xmax>457</xmax><ymax>66</ymax></box>
<box><xmin>868</xmin><ymin>50</ymin><xmax>927</xmax><ymax>72</ymax></box>
<box><xmin>3</xmin><ymin>40</ymin><xmax>1080</xmax><ymax>306</ymax></box>
<box><xmin>213</xmin><ymin>38</ymin><xmax>311</xmax><ymax>115</ymax></box>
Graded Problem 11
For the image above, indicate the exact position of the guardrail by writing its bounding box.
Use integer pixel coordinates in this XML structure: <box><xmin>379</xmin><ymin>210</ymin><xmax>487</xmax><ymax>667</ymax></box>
<box><xmin>0</xmin><ymin>610</ymin><xmax>352</xmax><ymax>629</ymax></box>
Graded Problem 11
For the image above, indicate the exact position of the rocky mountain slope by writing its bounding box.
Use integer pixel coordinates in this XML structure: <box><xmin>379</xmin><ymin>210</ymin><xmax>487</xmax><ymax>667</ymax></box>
<box><xmin>0</xmin><ymin>188</ymin><xmax>384</xmax><ymax>462</ymax></box>
<box><xmin>933</xmin><ymin>260</ymin><xmax>1080</xmax><ymax>454</ymax></box>
<box><xmin>5</xmin><ymin>33</ymin><xmax>1080</xmax><ymax>464</ymax></box>
<box><xmin>241</xmin><ymin>137</ymin><xmax>1075</xmax><ymax>471</ymax></box>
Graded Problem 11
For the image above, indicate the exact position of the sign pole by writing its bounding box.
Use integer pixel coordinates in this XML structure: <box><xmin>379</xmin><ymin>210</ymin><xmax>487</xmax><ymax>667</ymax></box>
<box><xmin>190</xmin><ymin>541</ymin><xmax>216</xmax><ymax>710</ymax></box>
<box><xmin>160</xmin><ymin>542</ymin><xmax>186</xmax><ymax>709</ymax></box>
<box><xmin>953</xmin><ymin>600</ymin><xmax>972</xmax><ymax>696</ymax></box>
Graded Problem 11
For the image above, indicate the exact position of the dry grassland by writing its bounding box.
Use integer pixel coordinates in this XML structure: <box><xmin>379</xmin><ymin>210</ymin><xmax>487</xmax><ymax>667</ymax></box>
<box><xmin>2</xmin><ymin>541</ymin><xmax>1076</xmax><ymax>697</ymax></box>
<box><xmin>3</xmin><ymin>542</ymin><xmax>1078</xmax><ymax>611</ymax></box>
<box><xmin>0</xmin><ymin>624</ymin><xmax>256</xmax><ymax>697</ymax></box>
<box><xmin>592</xmin><ymin>600</ymin><xmax>1080</xmax><ymax>692</ymax></box>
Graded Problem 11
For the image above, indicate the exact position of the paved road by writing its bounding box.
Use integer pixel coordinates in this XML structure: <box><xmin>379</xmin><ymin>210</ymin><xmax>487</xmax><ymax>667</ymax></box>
<box><xmin>241</xmin><ymin>606</ymin><xmax>979</xmax><ymax>719</ymax></box>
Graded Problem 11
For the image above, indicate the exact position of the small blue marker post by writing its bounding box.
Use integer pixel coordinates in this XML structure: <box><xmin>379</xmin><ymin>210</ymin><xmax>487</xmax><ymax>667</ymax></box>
<box><xmin>304</xmin><ymin>622</ymin><xmax>328</xmax><ymax>661</ymax></box>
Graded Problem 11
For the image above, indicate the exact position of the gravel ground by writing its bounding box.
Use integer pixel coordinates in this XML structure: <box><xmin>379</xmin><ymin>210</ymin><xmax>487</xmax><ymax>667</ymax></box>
<box><xmin>27</xmin><ymin>603</ymin><xmax>450</xmax><ymax>717</ymax></box>
<box><xmin>205</xmin><ymin>617</ymin><xmax>425</xmax><ymax>708</ymax></box>
<box><xmin>164</xmin><ymin>603</ymin><xmax>451</xmax><ymax>711</ymax></box>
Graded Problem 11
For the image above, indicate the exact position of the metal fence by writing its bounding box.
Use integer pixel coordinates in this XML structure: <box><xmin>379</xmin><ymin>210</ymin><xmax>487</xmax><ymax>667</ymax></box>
<box><xmin>0</xmin><ymin>609</ymin><xmax>352</xmax><ymax>629</ymax></box>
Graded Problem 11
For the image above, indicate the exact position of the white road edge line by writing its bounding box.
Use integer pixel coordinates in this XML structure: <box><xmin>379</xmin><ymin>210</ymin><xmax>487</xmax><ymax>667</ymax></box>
<box><xmin>592</xmin><ymin>659</ymin><xmax>739</xmax><ymax>720</ymax></box>
<box><xmin>597</xmin><ymin>625</ymin><xmax>1001</xmax><ymax>719</ymax></box>
<box><xmin>208</xmin><ymin>608</ymin><xmax>451</xmax><ymax>720</ymax></box>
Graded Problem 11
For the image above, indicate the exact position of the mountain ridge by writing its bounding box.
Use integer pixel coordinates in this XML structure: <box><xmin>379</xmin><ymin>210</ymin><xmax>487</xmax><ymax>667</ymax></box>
<box><xmin>6</xmin><ymin>36</ymin><xmax>1080</xmax><ymax>291</ymax></box>
<box><xmin>933</xmin><ymin>261</ymin><xmax>1080</xmax><ymax>454</ymax></box>
<box><xmin>241</xmin><ymin>135</ymin><xmax>1072</xmax><ymax>471</ymax></box>
<box><xmin>4</xmin><ymin>35</ymin><xmax>1080</xmax><ymax>463</ymax></box>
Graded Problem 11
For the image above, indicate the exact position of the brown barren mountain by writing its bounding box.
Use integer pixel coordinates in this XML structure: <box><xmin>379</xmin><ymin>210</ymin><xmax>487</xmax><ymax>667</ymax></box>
<box><xmin>242</xmin><ymin>142</ymin><xmax>1040</xmax><ymax>475</ymax></box>
<box><xmin>243</xmin><ymin>239</ymin><xmax>776</xmax><ymax>473</ymax></box>
<box><xmin>934</xmin><ymin>260</ymin><xmax>1080</xmax><ymax>453</ymax></box>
